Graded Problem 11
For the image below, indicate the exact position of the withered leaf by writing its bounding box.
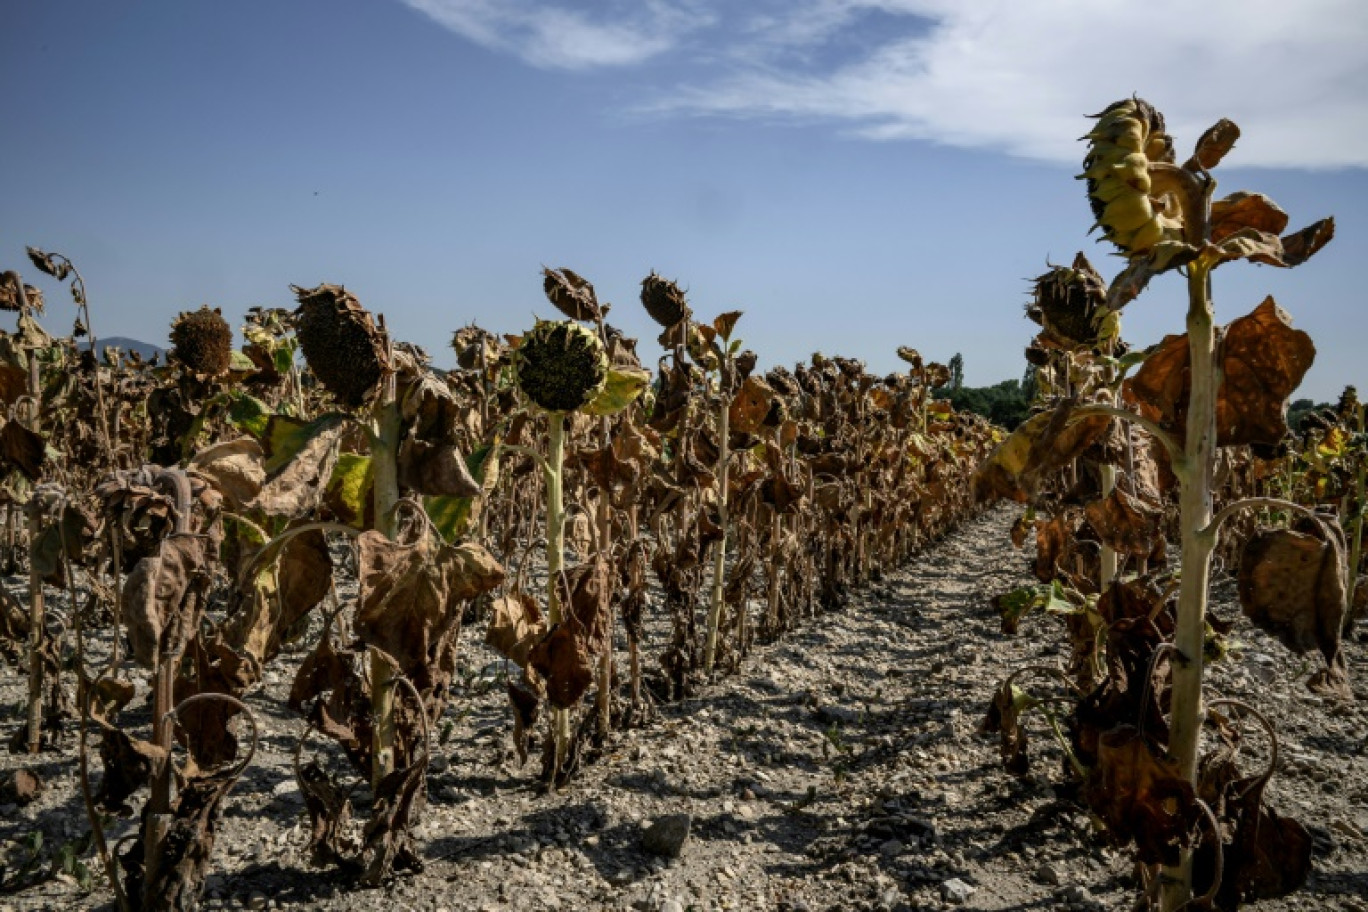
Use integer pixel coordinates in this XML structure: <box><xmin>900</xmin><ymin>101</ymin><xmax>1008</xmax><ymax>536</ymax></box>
<box><xmin>973</xmin><ymin>401</ymin><xmax>1111</xmax><ymax>503</ymax></box>
<box><xmin>729</xmin><ymin>376</ymin><xmax>775</xmax><ymax>436</ymax></box>
<box><xmin>0</xmin><ymin>420</ymin><xmax>46</xmax><ymax>480</ymax></box>
<box><xmin>1127</xmin><ymin>297</ymin><xmax>1314</xmax><ymax>447</ymax></box>
<box><xmin>188</xmin><ymin>437</ymin><xmax>264</xmax><ymax>511</ymax></box>
<box><xmin>528</xmin><ymin>624</ymin><xmax>594</xmax><ymax>710</ymax></box>
<box><xmin>353</xmin><ymin>531</ymin><xmax>505</xmax><ymax>688</ymax></box>
<box><xmin>1084</xmin><ymin>486</ymin><xmax>1163</xmax><ymax>557</ymax></box>
<box><xmin>124</xmin><ymin>534</ymin><xmax>209</xmax><ymax>669</ymax></box>
<box><xmin>1083</xmin><ymin>725</ymin><xmax>1201</xmax><ymax>866</ymax></box>
<box><xmin>1189</xmin><ymin>118</ymin><xmax>1240</xmax><ymax>171</ymax></box>
<box><xmin>397</xmin><ymin>436</ymin><xmax>481</xmax><ymax>497</ymax></box>
<box><xmin>1210</xmin><ymin>192</ymin><xmax>1288</xmax><ymax>243</ymax></box>
<box><xmin>1237</xmin><ymin>518</ymin><xmax>1350</xmax><ymax>697</ymax></box>
<box><xmin>980</xmin><ymin>683</ymin><xmax>1031</xmax><ymax>776</ymax></box>
<box><xmin>249</xmin><ymin>415</ymin><xmax>347</xmax><ymax>517</ymax></box>
<box><xmin>485</xmin><ymin>589</ymin><xmax>546</xmax><ymax>669</ymax></box>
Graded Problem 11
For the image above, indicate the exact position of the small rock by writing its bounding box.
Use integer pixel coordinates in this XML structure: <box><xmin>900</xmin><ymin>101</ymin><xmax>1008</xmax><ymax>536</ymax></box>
<box><xmin>941</xmin><ymin>878</ymin><xmax>976</xmax><ymax>904</ymax></box>
<box><xmin>1059</xmin><ymin>884</ymin><xmax>1091</xmax><ymax>904</ymax></box>
<box><xmin>879</xmin><ymin>839</ymin><xmax>904</xmax><ymax>856</ymax></box>
<box><xmin>1035</xmin><ymin>863</ymin><xmax>1062</xmax><ymax>886</ymax></box>
<box><xmin>246</xmin><ymin>892</ymin><xmax>269</xmax><ymax>911</ymax></box>
<box><xmin>0</xmin><ymin>769</ymin><xmax>41</xmax><ymax>805</ymax></box>
<box><xmin>642</xmin><ymin>814</ymin><xmax>692</xmax><ymax>857</ymax></box>
<box><xmin>660</xmin><ymin>901</ymin><xmax>685</xmax><ymax>912</ymax></box>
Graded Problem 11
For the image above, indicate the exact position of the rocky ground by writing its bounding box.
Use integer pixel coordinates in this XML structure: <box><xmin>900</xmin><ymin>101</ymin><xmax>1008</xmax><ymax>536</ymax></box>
<box><xmin>2</xmin><ymin>505</ymin><xmax>1367</xmax><ymax>912</ymax></box>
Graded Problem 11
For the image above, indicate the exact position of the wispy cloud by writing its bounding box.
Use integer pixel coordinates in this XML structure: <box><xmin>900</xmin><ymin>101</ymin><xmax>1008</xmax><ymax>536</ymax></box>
<box><xmin>402</xmin><ymin>0</ymin><xmax>1368</xmax><ymax>167</ymax></box>
<box><xmin>398</xmin><ymin>0</ymin><xmax>713</xmax><ymax>69</ymax></box>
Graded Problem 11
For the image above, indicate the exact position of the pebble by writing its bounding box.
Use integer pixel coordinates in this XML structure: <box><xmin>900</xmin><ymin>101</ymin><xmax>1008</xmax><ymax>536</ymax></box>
<box><xmin>642</xmin><ymin>814</ymin><xmax>693</xmax><ymax>857</ymax></box>
<box><xmin>941</xmin><ymin>878</ymin><xmax>976</xmax><ymax>903</ymax></box>
<box><xmin>1035</xmin><ymin>862</ymin><xmax>1062</xmax><ymax>885</ymax></box>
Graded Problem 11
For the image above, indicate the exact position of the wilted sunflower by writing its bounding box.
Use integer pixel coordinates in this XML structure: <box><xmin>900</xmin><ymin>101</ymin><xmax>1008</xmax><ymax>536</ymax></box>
<box><xmin>640</xmin><ymin>272</ymin><xmax>691</xmax><ymax>327</ymax></box>
<box><xmin>169</xmin><ymin>306</ymin><xmax>233</xmax><ymax>378</ymax></box>
<box><xmin>514</xmin><ymin>320</ymin><xmax>608</xmax><ymax>413</ymax></box>
<box><xmin>292</xmin><ymin>283</ymin><xmax>389</xmax><ymax>408</ymax></box>
<box><xmin>1080</xmin><ymin>97</ymin><xmax>1183</xmax><ymax>256</ymax></box>
<box><xmin>1028</xmin><ymin>253</ymin><xmax>1109</xmax><ymax>347</ymax></box>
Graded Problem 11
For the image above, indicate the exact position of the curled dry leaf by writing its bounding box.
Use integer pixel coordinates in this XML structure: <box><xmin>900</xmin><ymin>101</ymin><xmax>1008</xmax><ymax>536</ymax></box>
<box><xmin>1127</xmin><ymin>297</ymin><xmax>1315</xmax><ymax>448</ymax></box>
<box><xmin>980</xmin><ymin>683</ymin><xmax>1031</xmax><ymax>776</ymax></box>
<box><xmin>1237</xmin><ymin>517</ymin><xmax>1350</xmax><ymax>698</ymax></box>
<box><xmin>353</xmin><ymin>531</ymin><xmax>505</xmax><ymax>694</ymax></box>
<box><xmin>1188</xmin><ymin>118</ymin><xmax>1240</xmax><ymax>171</ymax></box>
<box><xmin>1083</xmin><ymin>725</ymin><xmax>1201</xmax><ymax>866</ymax></box>
<box><xmin>1195</xmin><ymin>748</ymin><xmax>1313</xmax><ymax>909</ymax></box>
<box><xmin>485</xmin><ymin>589</ymin><xmax>546</xmax><ymax>669</ymax></box>
<box><xmin>0</xmin><ymin>420</ymin><xmax>47</xmax><ymax>480</ymax></box>
<box><xmin>223</xmin><ymin>528</ymin><xmax>333</xmax><ymax>675</ymax></box>
<box><xmin>249</xmin><ymin>416</ymin><xmax>346</xmax><ymax>517</ymax></box>
<box><xmin>973</xmin><ymin>400</ymin><xmax>1112</xmax><ymax>503</ymax></box>
<box><xmin>124</xmin><ymin>534</ymin><xmax>210</xmax><ymax>669</ymax></box>
<box><xmin>131</xmin><ymin>767</ymin><xmax>243</xmax><ymax>910</ymax></box>
<box><xmin>188</xmin><ymin>437</ymin><xmax>265</xmax><ymax>511</ymax></box>
<box><xmin>1084</xmin><ymin>486</ymin><xmax>1163</xmax><ymax>557</ymax></box>
<box><xmin>1210</xmin><ymin>192</ymin><xmax>1288</xmax><ymax>243</ymax></box>
<box><xmin>529</xmin><ymin>559</ymin><xmax>612</xmax><ymax>709</ymax></box>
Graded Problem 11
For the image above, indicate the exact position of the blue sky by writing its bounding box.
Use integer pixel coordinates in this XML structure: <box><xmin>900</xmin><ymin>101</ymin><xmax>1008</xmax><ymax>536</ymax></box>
<box><xmin>3</xmin><ymin>0</ymin><xmax>1365</xmax><ymax>400</ymax></box>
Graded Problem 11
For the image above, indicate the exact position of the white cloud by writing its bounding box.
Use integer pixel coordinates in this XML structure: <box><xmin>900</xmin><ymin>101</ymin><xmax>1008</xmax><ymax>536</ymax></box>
<box><xmin>402</xmin><ymin>0</ymin><xmax>1368</xmax><ymax>167</ymax></box>
<box><xmin>399</xmin><ymin>0</ymin><xmax>713</xmax><ymax>69</ymax></box>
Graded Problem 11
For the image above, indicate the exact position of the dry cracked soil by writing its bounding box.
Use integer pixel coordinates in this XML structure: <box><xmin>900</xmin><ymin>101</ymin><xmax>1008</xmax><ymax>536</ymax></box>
<box><xmin>3</xmin><ymin>505</ymin><xmax>1367</xmax><ymax>912</ymax></box>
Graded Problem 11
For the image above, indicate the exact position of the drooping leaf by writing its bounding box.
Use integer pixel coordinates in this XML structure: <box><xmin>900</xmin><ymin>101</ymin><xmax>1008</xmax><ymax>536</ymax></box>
<box><xmin>1084</xmin><ymin>486</ymin><xmax>1164</xmax><ymax>557</ymax></box>
<box><xmin>188</xmin><ymin>437</ymin><xmax>264</xmax><ymax>512</ymax></box>
<box><xmin>1237</xmin><ymin>517</ymin><xmax>1350</xmax><ymax>697</ymax></box>
<box><xmin>324</xmin><ymin>452</ymin><xmax>374</xmax><ymax>529</ymax></box>
<box><xmin>1127</xmin><ymin>297</ymin><xmax>1315</xmax><ymax>448</ymax></box>
<box><xmin>224</xmin><ymin>389</ymin><xmax>273</xmax><ymax>439</ymax></box>
<box><xmin>712</xmin><ymin>310</ymin><xmax>743</xmax><ymax>342</ymax></box>
<box><xmin>584</xmin><ymin>365</ymin><xmax>651</xmax><ymax>417</ymax></box>
<box><xmin>1083</xmin><ymin>725</ymin><xmax>1202</xmax><ymax>866</ymax></box>
<box><xmin>972</xmin><ymin>400</ymin><xmax>1112</xmax><ymax>503</ymax></box>
<box><xmin>249</xmin><ymin>414</ymin><xmax>348</xmax><ymax>517</ymax></box>
<box><xmin>1210</xmin><ymin>192</ymin><xmax>1289</xmax><ymax>243</ymax></box>
<box><xmin>123</xmin><ymin>534</ymin><xmax>209</xmax><ymax>669</ymax></box>
<box><xmin>728</xmin><ymin>375</ymin><xmax>775</xmax><ymax>436</ymax></box>
<box><xmin>423</xmin><ymin>441</ymin><xmax>499</xmax><ymax>541</ymax></box>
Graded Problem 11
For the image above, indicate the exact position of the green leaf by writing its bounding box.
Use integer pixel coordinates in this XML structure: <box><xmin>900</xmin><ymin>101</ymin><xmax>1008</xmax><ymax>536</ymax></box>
<box><xmin>423</xmin><ymin>442</ymin><xmax>499</xmax><ymax>541</ymax></box>
<box><xmin>273</xmin><ymin>341</ymin><xmax>298</xmax><ymax>375</ymax></box>
<box><xmin>325</xmin><ymin>453</ymin><xmax>374</xmax><ymax>529</ymax></box>
<box><xmin>229</xmin><ymin>349</ymin><xmax>257</xmax><ymax>372</ymax></box>
<box><xmin>225</xmin><ymin>390</ymin><xmax>273</xmax><ymax>439</ymax></box>
<box><xmin>584</xmin><ymin>366</ymin><xmax>651</xmax><ymax>417</ymax></box>
<box><xmin>262</xmin><ymin>413</ymin><xmax>348</xmax><ymax>475</ymax></box>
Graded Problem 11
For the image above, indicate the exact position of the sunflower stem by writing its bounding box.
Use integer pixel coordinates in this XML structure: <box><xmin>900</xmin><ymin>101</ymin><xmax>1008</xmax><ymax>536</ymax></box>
<box><xmin>1160</xmin><ymin>258</ymin><xmax>1217</xmax><ymax>912</ymax></box>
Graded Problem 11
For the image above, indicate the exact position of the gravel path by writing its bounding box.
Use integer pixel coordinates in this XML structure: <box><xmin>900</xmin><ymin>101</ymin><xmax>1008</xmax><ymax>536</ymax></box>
<box><xmin>3</xmin><ymin>505</ymin><xmax>1366</xmax><ymax>911</ymax></box>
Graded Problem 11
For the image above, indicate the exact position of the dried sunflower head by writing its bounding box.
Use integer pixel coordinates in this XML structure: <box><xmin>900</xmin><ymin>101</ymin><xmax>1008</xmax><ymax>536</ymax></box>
<box><xmin>640</xmin><ymin>272</ymin><xmax>691</xmax><ymax>327</ymax></box>
<box><xmin>513</xmin><ymin>320</ymin><xmax>608</xmax><ymax>413</ymax></box>
<box><xmin>1028</xmin><ymin>253</ymin><xmax>1109</xmax><ymax>348</ymax></box>
<box><xmin>292</xmin><ymin>283</ymin><xmax>389</xmax><ymax>408</ymax></box>
<box><xmin>1080</xmin><ymin>97</ymin><xmax>1183</xmax><ymax>256</ymax></box>
<box><xmin>169</xmin><ymin>305</ymin><xmax>233</xmax><ymax>378</ymax></box>
<box><xmin>542</xmin><ymin>267</ymin><xmax>603</xmax><ymax>322</ymax></box>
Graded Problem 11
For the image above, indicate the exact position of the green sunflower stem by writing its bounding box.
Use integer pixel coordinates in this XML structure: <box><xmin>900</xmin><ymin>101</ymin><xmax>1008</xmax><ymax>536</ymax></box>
<box><xmin>369</xmin><ymin>357</ymin><xmax>402</xmax><ymax>792</ymax></box>
<box><xmin>1160</xmin><ymin>259</ymin><xmax>1218</xmax><ymax>912</ymax></box>
<box><xmin>545</xmin><ymin>414</ymin><xmax>571</xmax><ymax>779</ymax></box>
<box><xmin>704</xmin><ymin>390</ymin><xmax>730</xmax><ymax>674</ymax></box>
<box><xmin>1347</xmin><ymin>401</ymin><xmax>1365</xmax><ymax>636</ymax></box>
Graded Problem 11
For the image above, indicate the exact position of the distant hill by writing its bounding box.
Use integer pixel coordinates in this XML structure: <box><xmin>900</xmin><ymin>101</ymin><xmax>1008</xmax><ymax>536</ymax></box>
<box><xmin>80</xmin><ymin>336</ymin><xmax>165</xmax><ymax>361</ymax></box>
